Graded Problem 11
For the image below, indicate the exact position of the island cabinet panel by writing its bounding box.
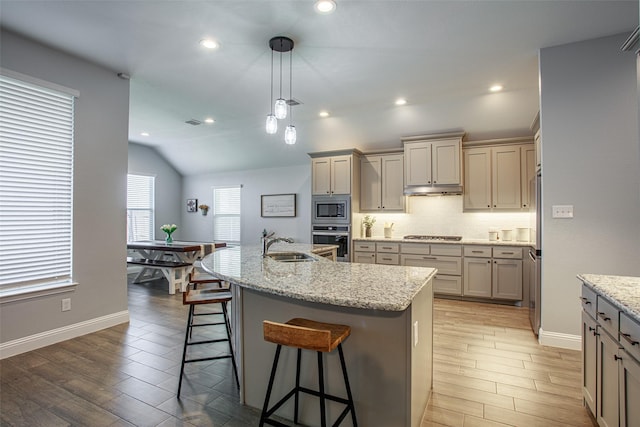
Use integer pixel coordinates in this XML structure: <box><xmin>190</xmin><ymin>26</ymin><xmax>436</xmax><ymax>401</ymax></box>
<box><xmin>239</xmin><ymin>283</ymin><xmax>433</xmax><ymax>427</ymax></box>
<box><xmin>580</xmin><ymin>277</ymin><xmax>640</xmax><ymax>427</ymax></box>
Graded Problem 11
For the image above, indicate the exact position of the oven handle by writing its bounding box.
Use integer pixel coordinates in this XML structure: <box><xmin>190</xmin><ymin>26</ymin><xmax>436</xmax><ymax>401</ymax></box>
<box><xmin>312</xmin><ymin>232</ymin><xmax>350</xmax><ymax>237</ymax></box>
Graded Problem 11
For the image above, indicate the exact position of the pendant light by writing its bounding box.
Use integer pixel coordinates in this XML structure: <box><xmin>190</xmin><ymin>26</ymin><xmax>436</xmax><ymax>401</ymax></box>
<box><xmin>266</xmin><ymin>36</ymin><xmax>296</xmax><ymax>144</ymax></box>
<box><xmin>265</xmin><ymin>48</ymin><xmax>277</xmax><ymax>134</ymax></box>
<box><xmin>284</xmin><ymin>48</ymin><xmax>296</xmax><ymax>145</ymax></box>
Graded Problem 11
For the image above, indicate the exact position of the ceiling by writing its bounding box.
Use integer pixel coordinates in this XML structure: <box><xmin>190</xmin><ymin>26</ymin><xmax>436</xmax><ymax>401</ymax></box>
<box><xmin>1</xmin><ymin>1</ymin><xmax>637</xmax><ymax>176</ymax></box>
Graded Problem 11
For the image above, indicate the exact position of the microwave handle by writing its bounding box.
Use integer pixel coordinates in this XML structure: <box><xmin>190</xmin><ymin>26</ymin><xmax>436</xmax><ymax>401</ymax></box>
<box><xmin>312</xmin><ymin>231</ymin><xmax>349</xmax><ymax>236</ymax></box>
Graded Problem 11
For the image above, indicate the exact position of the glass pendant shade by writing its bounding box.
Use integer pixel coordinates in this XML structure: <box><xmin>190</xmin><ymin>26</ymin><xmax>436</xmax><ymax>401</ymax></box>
<box><xmin>284</xmin><ymin>125</ymin><xmax>296</xmax><ymax>145</ymax></box>
<box><xmin>265</xmin><ymin>114</ymin><xmax>277</xmax><ymax>134</ymax></box>
<box><xmin>274</xmin><ymin>98</ymin><xmax>287</xmax><ymax>119</ymax></box>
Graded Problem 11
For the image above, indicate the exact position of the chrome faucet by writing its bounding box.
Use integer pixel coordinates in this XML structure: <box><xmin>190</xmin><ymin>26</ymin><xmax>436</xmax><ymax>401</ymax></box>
<box><xmin>262</xmin><ymin>237</ymin><xmax>294</xmax><ymax>256</ymax></box>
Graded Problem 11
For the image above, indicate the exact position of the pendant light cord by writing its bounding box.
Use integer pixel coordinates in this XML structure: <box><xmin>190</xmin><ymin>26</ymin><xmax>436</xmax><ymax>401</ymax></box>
<box><xmin>270</xmin><ymin>49</ymin><xmax>274</xmax><ymax>114</ymax></box>
<box><xmin>289</xmin><ymin>49</ymin><xmax>293</xmax><ymax>123</ymax></box>
<box><xmin>279</xmin><ymin>44</ymin><xmax>283</xmax><ymax>100</ymax></box>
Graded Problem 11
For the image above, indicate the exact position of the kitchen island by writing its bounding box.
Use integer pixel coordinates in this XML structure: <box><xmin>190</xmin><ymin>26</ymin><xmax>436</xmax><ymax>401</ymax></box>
<box><xmin>200</xmin><ymin>243</ymin><xmax>436</xmax><ymax>427</ymax></box>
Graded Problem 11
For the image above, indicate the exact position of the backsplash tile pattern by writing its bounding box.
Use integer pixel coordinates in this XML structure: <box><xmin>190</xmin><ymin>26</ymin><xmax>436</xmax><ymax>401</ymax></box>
<box><xmin>354</xmin><ymin>196</ymin><xmax>530</xmax><ymax>240</ymax></box>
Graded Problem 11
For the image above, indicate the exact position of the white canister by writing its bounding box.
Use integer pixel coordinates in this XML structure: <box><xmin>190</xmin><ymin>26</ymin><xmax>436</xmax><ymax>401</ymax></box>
<box><xmin>501</xmin><ymin>229</ymin><xmax>513</xmax><ymax>241</ymax></box>
<box><xmin>384</xmin><ymin>227</ymin><xmax>393</xmax><ymax>238</ymax></box>
<box><xmin>516</xmin><ymin>227</ymin><xmax>529</xmax><ymax>242</ymax></box>
<box><xmin>488</xmin><ymin>231</ymin><xmax>499</xmax><ymax>241</ymax></box>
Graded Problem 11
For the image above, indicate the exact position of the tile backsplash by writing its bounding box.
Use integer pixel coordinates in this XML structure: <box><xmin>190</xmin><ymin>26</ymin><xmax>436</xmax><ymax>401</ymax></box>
<box><xmin>353</xmin><ymin>195</ymin><xmax>531</xmax><ymax>240</ymax></box>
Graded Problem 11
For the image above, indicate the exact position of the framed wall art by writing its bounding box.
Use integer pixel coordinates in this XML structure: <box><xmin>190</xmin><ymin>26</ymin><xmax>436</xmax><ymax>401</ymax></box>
<box><xmin>186</xmin><ymin>198</ymin><xmax>198</xmax><ymax>212</ymax></box>
<box><xmin>261</xmin><ymin>193</ymin><xmax>296</xmax><ymax>217</ymax></box>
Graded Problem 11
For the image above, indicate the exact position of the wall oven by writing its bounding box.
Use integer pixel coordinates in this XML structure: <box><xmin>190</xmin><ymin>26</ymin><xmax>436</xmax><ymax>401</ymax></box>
<box><xmin>312</xmin><ymin>225</ymin><xmax>350</xmax><ymax>262</ymax></box>
<box><xmin>312</xmin><ymin>196</ymin><xmax>350</xmax><ymax>225</ymax></box>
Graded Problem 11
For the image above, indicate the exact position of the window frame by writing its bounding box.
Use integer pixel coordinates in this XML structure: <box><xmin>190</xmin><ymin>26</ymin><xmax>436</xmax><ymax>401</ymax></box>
<box><xmin>126</xmin><ymin>173</ymin><xmax>155</xmax><ymax>242</ymax></box>
<box><xmin>212</xmin><ymin>185</ymin><xmax>242</xmax><ymax>245</ymax></box>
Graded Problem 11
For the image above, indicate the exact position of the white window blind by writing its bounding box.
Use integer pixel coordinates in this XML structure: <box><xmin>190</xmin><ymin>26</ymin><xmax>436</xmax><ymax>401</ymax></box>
<box><xmin>0</xmin><ymin>73</ymin><xmax>75</xmax><ymax>290</ymax></box>
<box><xmin>212</xmin><ymin>186</ymin><xmax>241</xmax><ymax>244</ymax></box>
<box><xmin>127</xmin><ymin>174</ymin><xmax>155</xmax><ymax>242</ymax></box>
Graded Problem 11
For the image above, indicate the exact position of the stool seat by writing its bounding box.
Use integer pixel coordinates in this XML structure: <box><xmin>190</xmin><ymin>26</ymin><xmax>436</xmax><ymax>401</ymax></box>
<box><xmin>263</xmin><ymin>318</ymin><xmax>350</xmax><ymax>353</ymax></box>
<box><xmin>183</xmin><ymin>288</ymin><xmax>231</xmax><ymax>305</ymax></box>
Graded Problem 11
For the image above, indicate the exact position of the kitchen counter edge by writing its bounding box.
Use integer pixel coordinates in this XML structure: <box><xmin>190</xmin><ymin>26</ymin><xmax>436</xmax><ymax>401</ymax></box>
<box><xmin>353</xmin><ymin>237</ymin><xmax>533</xmax><ymax>246</ymax></box>
<box><xmin>578</xmin><ymin>274</ymin><xmax>640</xmax><ymax>323</ymax></box>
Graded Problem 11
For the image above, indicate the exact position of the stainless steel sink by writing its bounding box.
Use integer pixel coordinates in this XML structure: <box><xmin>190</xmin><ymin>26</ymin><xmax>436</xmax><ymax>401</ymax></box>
<box><xmin>266</xmin><ymin>252</ymin><xmax>317</xmax><ymax>262</ymax></box>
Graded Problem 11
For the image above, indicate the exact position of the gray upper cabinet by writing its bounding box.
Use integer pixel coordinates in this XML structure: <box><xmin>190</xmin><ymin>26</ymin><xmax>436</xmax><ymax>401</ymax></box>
<box><xmin>360</xmin><ymin>153</ymin><xmax>405</xmax><ymax>212</ymax></box>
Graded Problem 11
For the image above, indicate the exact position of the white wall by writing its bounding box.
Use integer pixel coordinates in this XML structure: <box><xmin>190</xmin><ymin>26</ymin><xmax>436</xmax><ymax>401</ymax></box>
<box><xmin>181</xmin><ymin>165</ymin><xmax>312</xmax><ymax>245</ymax></box>
<box><xmin>128</xmin><ymin>143</ymin><xmax>183</xmax><ymax>240</ymax></box>
<box><xmin>0</xmin><ymin>31</ymin><xmax>130</xmax><ymax>347</ymax></box>
<box><xmin>353</xmin><ymin>196</ymin><xmax>530</xmax><ymax>240</ymax></box>
<box><xmin>539</xmin><ymin>33</ymin><xmax>640</xmax><ymax>343</ymax></box>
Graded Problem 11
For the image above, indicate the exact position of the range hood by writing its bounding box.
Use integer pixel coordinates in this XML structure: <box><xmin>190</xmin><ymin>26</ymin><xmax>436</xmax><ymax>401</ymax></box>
<box><xmin>403</xmin><ymin>185</ymin><xmax>463</xmax><ymax>196</ymax></box>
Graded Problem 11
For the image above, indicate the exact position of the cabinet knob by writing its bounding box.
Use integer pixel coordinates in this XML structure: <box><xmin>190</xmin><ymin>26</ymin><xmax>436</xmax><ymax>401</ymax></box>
<box><xmin>487</xmin><ymin>260</ymin><xmax>490</xmax><ymax>263</ymax></box>
<box><xmin>588</xmin><ymin>326</ymin><xmax>595</xmax><ymax>332</ymax></box>
<box><xmin>597</xmin><ymin>312</ymin><xmax>611</xmax><ymax>321</ymax></box>
<box><xmin>433</xmin><ymin>181</ymin><xmax>437</xmax><ymax>184</ymax></box>
<box><xmin>614</xmin><ymin>355</ymin><xmax>622</xmax><ymax>361</ymax></box>
<box><xmin>523</xmin><ymin>204</ymin><xmax>527</xmax><ymax>207</ymax></box>
<box><xmin>488</xmin><ymin>205</ymin><xmax>491</xmax><ymax>208</ymax></box>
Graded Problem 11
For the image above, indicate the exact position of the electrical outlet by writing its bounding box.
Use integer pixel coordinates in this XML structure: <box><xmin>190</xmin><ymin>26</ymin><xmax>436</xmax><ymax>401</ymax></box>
<box><xmin>552</xmin><ymin>205</ymin><xmax>574</xmax><ymax>218</ymax></box>
<box><xmin>61</xmin><ymin>298</ymin><xmax>71</xmax><ymax>312</ymax></box>
<box><xmin>413</xmin><ymin>321</ymin><xmax>419</xmax><ymax>347</ymax></box>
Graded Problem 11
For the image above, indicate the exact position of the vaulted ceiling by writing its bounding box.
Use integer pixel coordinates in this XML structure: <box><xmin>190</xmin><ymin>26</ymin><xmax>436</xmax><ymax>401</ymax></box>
<box><xmin>1</xmin><ymin>1</ymin><xmax>637</xmax><ymax>175</ymax></box>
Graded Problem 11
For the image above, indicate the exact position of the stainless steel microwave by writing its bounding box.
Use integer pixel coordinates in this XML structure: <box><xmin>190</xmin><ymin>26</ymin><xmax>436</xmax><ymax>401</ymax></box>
<box><xmin>311</xmin><ymin>196</ymin><xmax>350</xmax><ymax>224</ymax></box>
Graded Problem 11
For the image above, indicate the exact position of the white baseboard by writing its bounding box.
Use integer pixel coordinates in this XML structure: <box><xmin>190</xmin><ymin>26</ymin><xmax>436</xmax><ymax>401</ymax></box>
<box><xmin>538</xmin><ymin>328</ymin><xmax>581</xmax><ymax>351</ymax></box>
<box><xmin>0</xmin><ymin>310</ymin><xmax>130</xmax><ymax>359</ymax></box>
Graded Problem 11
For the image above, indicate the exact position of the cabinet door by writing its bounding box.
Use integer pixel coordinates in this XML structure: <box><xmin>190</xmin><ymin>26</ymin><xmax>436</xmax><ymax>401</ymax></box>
<box><xmin>404</xmin><ymin>142</ymin><xmax>431</xmax><ymax>186</ymax></box>
<box><xmin>520</xmin><ymin>145</ymin><xmax>536</xmax><ymax>209</ymax></box>
<box><xmin>463</xmin><ymin>258</ymin><xmax>492</xmax><ymax>298</ymax></box>
<box><xmin>619</xmin><ymin>349</ymin><xmax>640</xmax><ymax>427</ymax></box>
<box><xmin>432</xmin><ymin>140</ymin><xmax>461</xmax><ymax>185</ymax></box>
<box><xmin>492</xmin><ymin>146</ymin><xmax>521</xmax><ymax>209</ymax></box>
<box><xmin>312</xmin><ymin>158</ymin><xmax>332</xmax><ymax>195</ymax></box>
<box><xmin>331</xmin><ymin>155</ymin><xmax>352</xmax><ymax>195</ymax></box>
<box><xmin>381</xmin><ymin>154</ymin><xmax>405</xmax><ymax>211</ymax></box>
<box><xmin>582</xmin><ymin>311</ymin><xmax>597</xmax><ymax>416</ymax></box>
<box><xmin>463</xmin><ymin>148</ymin><xmax>492</xmax><ymax>210</ymax></box>
<box><xmin>492</xmin><ymin>259</ymin><xmax>522</xmax><ymax>300</ymax></box>
<box><xmin>353</xmin><ymin>251</ymin><xmax>376</xmax><ymax>264</ymax></box>
<box><xmin>597</xmin><ymin>327</ymin><xmax>620</xmax><ymax>427</ymax></box>
<box><xmin>361</xmin><ymin>156</ymin><xmax>382</xmax><ymax>210</ymax></box>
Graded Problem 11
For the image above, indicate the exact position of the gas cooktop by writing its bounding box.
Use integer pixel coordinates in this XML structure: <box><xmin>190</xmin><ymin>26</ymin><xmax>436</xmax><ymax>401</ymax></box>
<box><xmin>403</xmin><ymin>235</ymin><xmax>463</xmax><ymax>241</ymax></box>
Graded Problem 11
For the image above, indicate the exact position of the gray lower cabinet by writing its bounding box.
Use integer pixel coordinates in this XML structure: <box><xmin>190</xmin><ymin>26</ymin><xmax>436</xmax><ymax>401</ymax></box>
<box><xmin>463</xmin><ymin>246</ymin><xmax>522</xmax><ymax>300</ymax></box>
<box><xmin>581</xmin><ymin>282</ymin><xmax>640</xmax><ymax>427</ymax></box>
<box><xmin>400</xmin><ymin>243</ymin><xmax>462</xmax><ymax>295</ymax></box>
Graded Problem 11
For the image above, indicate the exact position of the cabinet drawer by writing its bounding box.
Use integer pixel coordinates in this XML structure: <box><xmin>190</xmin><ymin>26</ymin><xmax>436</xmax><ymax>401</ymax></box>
<box><xmin>581</xmin><ymin>284</ymin><xmax>597</xmax><ymax>319</ymax></box>
<box><xmin>353</xmin><ymin>251</ymin><xmax>376</xmax><ymax>264</ymax></box>
<box><xmin>433</xmin><ymin>275</ymin><xmax>462</xmax><ymax>296</ymax></box>
<box><xmin>376</xmin><ymin>243</ymin><xmax>399</xmax><ymax>253</ymax></box>
<box><xmin>431</xmin><ymin>244</ymin><xmax>462</xmax><ymax>257</ymax></box>
<box><xmin>596</xmin><ymin>296</ymin><xmax>619</xmax><ymax>338</ymax></box>
<box><xmin>354</xmin><ymin>242</ymin><xmax>375</xmax><ymax>252</ymax></box>
<box><xmin>401</xmin><ymin>254</ymin><xmax>461</xmax><ymax>275</ymax></box>
<box><xmin>400</xmin><ymin>243</ymin><xmax>430</xmax><ymax>255</ymax></box>
<box><xmin>492</xmin><ymin>247</ymin><xmax>522</xmax><ymax>259</ymax></box>
<box><xmin>620</xmin><ymin>313</ymin><xmax>640</xmax><ymax>362</ymax></box>
<box><xmin>464</xmin><ymin>246</ymin><xmax>491</xmax><ymax>258</ymax></box>
<box><xmin>376</xmin><ymin>253</ymin><xmax>399</xmax><ymax>265</ymax></box>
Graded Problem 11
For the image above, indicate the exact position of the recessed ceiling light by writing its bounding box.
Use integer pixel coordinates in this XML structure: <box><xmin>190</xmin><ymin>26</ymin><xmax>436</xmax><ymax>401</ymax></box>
<box><xmin>319</xmin><ymin>111</ymin><xmax>330</xmax><ymax>118</ymax></box>
<box><xmin>395</xmin><ymin>98</ymin><xmax>407</xmax><ymax>106</ymax></box>
<box><xmin>141</xmin><ymin>132</ymin><xmax>150</xmax><ymax>137</ymax></box>
<box><xmin>204</xmin><ymin>118</ymin><xmax>215</xmax><ymax>124</ymax></box>
<box><xmin>314</xmin><ymin>0</ymin><xmax>336</xmax><ymax>14</ymax></box>
<box><xmin>199</xmin><ymin>39</ymin><xmax>219</xmax><ymax>49</ymax></box>
<box><xmin>489</xmin><ymin>85</ymin><xmax>503</xmax><ymax>92</ymax></box>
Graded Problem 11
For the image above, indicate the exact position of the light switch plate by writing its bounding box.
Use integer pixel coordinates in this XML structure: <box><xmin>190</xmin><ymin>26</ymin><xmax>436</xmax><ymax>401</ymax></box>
<box><xmin>552</xmin><ymin>205</ymin><xmax>574</xmax><ymax>218</ymax></box>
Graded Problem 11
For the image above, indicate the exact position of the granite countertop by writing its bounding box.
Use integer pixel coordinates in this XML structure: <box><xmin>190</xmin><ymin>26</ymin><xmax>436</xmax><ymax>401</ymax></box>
<box><xmin>578</xmin><ymin>274</ymin><xmax>640</xmax><ymax>323</ymax></box>
<box><xmin>353</xmin><ymin>236</ymin><xmax>533</xmax><ymax>247</ymax></box>
<box><xmin>200</xmin><ymin>243</ymin><xmax>436</xmax><ymax>312</ymax></box>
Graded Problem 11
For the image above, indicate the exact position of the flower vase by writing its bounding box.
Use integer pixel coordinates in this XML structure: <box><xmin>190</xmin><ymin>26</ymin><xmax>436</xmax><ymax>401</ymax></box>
<box><xmin>165</xmin><ymin>233</ymin><xmax>173</xmax><ymax>243</ymax></box>
<box><xmin>365</xmin><ymin>227</ymin><xmax>372</xmax><ymax>238</ymax></box>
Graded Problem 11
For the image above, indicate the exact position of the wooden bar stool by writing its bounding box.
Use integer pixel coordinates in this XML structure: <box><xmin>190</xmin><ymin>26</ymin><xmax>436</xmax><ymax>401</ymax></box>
<box><xmin>260</xmin><ymin>318</ymin><xmax>357</xmax><ymax>427</ymax></box>
<box><xmin>177</xmin><ymin>286</ymin><xmax>239</xmax><ymax>397</ymax></box>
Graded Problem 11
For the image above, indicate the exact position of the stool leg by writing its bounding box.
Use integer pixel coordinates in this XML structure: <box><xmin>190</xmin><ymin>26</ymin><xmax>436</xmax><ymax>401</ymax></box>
<box><xmin>221</xmin><ymin>301</ymin><xmax>239</xmax><ymax>388</ymax></box>
<box><xmin>177</xmin><ymin>304</ymin><xmax>195</xmax><ymax>398</ymax></box>
<box><xmin>317</xmin><ymin>351</ymin><xmax>326</xmax><ymax>427</ymax></box>
<box><xmin>294</xmin><ymin>348</ymin><xmax>301</xmax><ymax>424</ymax></box>
<box><xmin>338</xmin><ymin>344</ymin><xmax>358</xmax><ymax>427</ymax></box>
<box><xmin>260</xmin><ymin>344</ymin><xmax>282</xmax><ymax>427</ymax></box>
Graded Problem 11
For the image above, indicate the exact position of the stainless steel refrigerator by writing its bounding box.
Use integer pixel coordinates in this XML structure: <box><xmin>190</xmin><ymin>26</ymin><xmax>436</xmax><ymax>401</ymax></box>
<box><xmin>528</xmin><ymin>171</ymin><xmax>541</xmax><ymax>336</ymax></box>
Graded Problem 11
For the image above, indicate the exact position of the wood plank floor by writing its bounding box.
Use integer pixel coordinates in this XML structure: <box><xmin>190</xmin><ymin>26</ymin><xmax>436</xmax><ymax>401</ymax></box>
<box><xmin>0</xmin><ymin>277</ymin><xmax>596</xmax><ymax>426</ymax></box>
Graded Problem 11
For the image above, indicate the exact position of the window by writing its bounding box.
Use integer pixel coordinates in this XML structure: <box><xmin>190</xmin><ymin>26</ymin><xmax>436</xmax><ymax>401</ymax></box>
<box><xmin>0</xmin><ymin>70</ymin><xmax>77</xmax><ymax>296</ymax></box>
<box><xmin>212</xmin><ymin>185</ymin><xmax>241</xmax><ymax>244</ymax></box>
<box><xmin>127</xmin><ymin>174</ymin><xmax>155</xmax><ymax>242</ymax></box>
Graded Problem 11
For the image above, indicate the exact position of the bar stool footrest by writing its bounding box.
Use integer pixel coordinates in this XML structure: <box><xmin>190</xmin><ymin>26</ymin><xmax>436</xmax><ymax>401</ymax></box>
<box><xmin>262</xmin><ymin>386</ymin><xmax>354</xmax><ymax>426</ymax></box>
